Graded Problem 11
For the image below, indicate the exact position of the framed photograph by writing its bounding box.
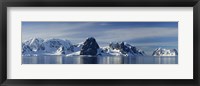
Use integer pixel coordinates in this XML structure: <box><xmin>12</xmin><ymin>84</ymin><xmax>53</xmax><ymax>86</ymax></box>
<box><xmin>0</xmin><ymin>0</ymin><xmax>200</xmax><ymax>86</ymax></box>
<box><xmin>21</xmin><ymin>21</ymin><xmax>179</xmax><ymax>64</ymax></box>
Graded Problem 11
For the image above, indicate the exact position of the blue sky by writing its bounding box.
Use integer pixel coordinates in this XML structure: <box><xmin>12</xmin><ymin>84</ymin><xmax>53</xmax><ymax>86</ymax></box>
<box><xmin>22</xmin><ymin>22</ymin><xmax>178</xmax><ymax>55</ymax></box>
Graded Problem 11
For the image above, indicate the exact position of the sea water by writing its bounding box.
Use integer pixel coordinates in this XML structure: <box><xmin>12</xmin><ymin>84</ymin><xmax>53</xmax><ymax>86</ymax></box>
<box><xmin>22</xmin><ymin>55</ymin><xmax>178</xmax><ymax>64</ymax></box>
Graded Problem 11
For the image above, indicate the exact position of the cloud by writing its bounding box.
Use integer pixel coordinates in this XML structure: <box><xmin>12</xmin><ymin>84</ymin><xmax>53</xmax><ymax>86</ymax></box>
<box><xmin>98</xmin><ymin>23</ymin><xmax>110</xmax><ymax>26</ymax></box>
<box><xmin>22</xmin><ymin>22</ymin><xmax>178</xmax><ymax>47</ymax></box>
<box><xmin>93</xmin><ymin>27</ymin><xmax>178</xmax><ymax>43</ymax></box>
<box><xmin>54</xmin><ymin>27</ymin><xmax>178</xmax><ymax>47</ymax></box>
<box><xmin>134</xmin><ymin>41</ymin><xmax>178</xmax><ymax>46</ymax></box>
<box><xmin>22</xmin><ymin>22</ymin><xmax>95</xmax><ymax>41</ymax></box>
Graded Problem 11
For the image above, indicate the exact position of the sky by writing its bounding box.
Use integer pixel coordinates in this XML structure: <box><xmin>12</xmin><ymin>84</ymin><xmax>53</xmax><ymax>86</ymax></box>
<box><xmin>22</xmin><ymin>22</ymin><xmax>178</xmax><ymax>55</ymax></box>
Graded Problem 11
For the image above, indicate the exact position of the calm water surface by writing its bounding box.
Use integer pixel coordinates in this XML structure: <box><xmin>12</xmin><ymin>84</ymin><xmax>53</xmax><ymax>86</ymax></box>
<box><xmin>22</xmin><ymin>55</ymin><xmax>178</xmax><ymax>64</ymax></box>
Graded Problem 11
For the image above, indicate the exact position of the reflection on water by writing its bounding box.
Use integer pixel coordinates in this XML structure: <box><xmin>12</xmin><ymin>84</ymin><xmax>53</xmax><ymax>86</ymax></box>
<box><xmin>22</xmin><ymin>55</ymin><xmax>178</xmax><ymax>64</ymax></box>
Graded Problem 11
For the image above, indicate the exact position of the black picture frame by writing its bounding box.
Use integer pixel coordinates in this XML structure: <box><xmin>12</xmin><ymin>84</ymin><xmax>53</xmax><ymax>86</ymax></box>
<box><xmin>0</xmin><ymin>0</ymin><xmax>200</xmax><ymax>86</ymax></box>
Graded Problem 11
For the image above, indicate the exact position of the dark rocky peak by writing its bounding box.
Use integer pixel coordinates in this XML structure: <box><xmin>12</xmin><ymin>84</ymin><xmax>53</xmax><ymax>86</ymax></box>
<box><xmin>172</xmin><ymin>49</ymin><xmax>178</xmax><ymax>55</ymax></box>
<box><xmin>119</xmin><ymin>42</ymin><xmax>131</xmax><ymax>54</ymax></box>
<box><xmin>80</xmin><ymin>37</ymin><xmax>100</xmax><ymax>55</ymax></box>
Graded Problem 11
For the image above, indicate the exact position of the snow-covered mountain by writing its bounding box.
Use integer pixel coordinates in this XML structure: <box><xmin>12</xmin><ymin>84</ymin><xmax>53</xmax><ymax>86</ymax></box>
<box><xmin>97</xmin><ymin>42</ymin><xmax>145</xmax><ymax>56</ymax></box>
<box><xmin>22</xmin><ymin>37</ymin><xmax>145</xmax><ymax>56</ymax></box>
<box><xmin>66</xmin><ymin>37</ymin><xmax>145</xmax><ymax>56</ymax></box>
<box><xmin>22</xmin><ymin>38</ymin><xmax>44</xmax><ymax>55</ymax></box>
<box><xmin>152</xmin><ymin>48</ymin><xmax>178</xmax><ymax>56</ymax></box>
<box><xmin>22</xmin><ymin>38</ymin><xmax>74</xmax><ymax>56</ymax></box>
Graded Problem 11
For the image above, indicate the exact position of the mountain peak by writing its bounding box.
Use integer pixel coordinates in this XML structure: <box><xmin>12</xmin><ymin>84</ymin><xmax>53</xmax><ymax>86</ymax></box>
<box><xmin>22</xmin><ymin>37</ymin><xmax>147</xmax><ymax>56</ymax></box>
<box><xmin>22</xmin><ymin>38</ymin><xmax>73</xmax><ymax>55</ymax></box>
<box><xmin>85</xmin><ymin>37</ymin><xmax>96</xmax><ymax>42</ymax></box>
<box><xmin>80</xmin><ymin>37</ymin><xmax>100</xmax><ymax>55</ymax></box>
<box><xmin>28</xmin><ymin>37</ymin><xmax>43</xmax><ymax>43</ymax></box>
<box><xmin>108</xmin><ymin>42</ymin><xmax>145</xmax><ymax>56</ymax></box>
